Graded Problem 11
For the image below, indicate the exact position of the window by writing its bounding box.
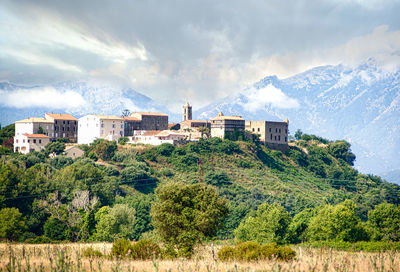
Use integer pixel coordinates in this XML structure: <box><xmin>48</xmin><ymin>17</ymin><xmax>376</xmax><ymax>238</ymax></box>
<box><xmin>67</xmin><ymin>121</ymin><xmax>70</xmax><ymax>124</ymax></box>
<box><xmin>55</xmin><ymin>120</ymin><xmax>58</xmax><ymax>124</ymax></box>
<box><xmin>121</xmin><ymin>124</ymin><xmax>123</xmax><ymax>129</ymax></box>
<box><xmin>28</xmin><ymin>140</ymin><xmax>30</xmax><ymax>143</ymax></box>
<box><xmin>279</xmin><ymin>128</ymin><xmax>281</xmax><ymax>133</ymax></box>
<box><xmin>16</xmin><ymin>139</ymin><xmax>18</xmax><ymax>143</ymax></box>
<box><xmin>112</xmin><ymin>124</ymin><xmax>115</xmax><ymax>128</ymax></box>
<box><xmin>63</xmin><ymin>133</ymin><xmax>65</xmax><ymax>137</ymax></box>
<box><xmin>285</xmin><ymin>137</ymin><xmax>287</xmax><ymax>142</ymax></box>
<box><xmin>74</xmin><ymin>121</ymin><xmax>77</xmax><ymax>125</ymax></box>
<box><xmin>269</xmin><ymin>128</ymin><xmax>271</xmax><ymax>132</ymax></box>
<box><xmin>33</xmin><ymin>139</ymin><xmax>36</xmax><ymax>143</ymax></box>
<box><xmin>278</xmin><ymin>135</ymin><xmax>281</xmax><ymax>141</ymax></box>
<box><xmin>274</xmin><ymin>136</ymin><xmax>276</xmax><ymax>141</ymax></box>
<box><xmin>39</xmin><ymin>140</ymin><xmax>41</xmax><ymax>143</ymax></box>
<box><xmin>67</xmin><ymin>127</ymin><xmax>70</xmax><ymax>131</ymax></box>
<box><xmin>285</xmin><ymin>129</ymin><xmax>287</xmax><ymax>134</ymax></box>
<box><xmin>252</xmin><ymin>128</ymin><xmax>255</xmax><ymax>132</ymax></box>
<box><xmin>270</xmin><ymin>134</ymin><xmax>272</xmax><ymax>140</ymax></box>
<box><xmin>62</xmin><ymin>127</ymin><xmax>65</xmax><ymax>131</ymax></box>
<box><xmin>101</xmin><ymin>124</ymin><xmax>104</xmax><ymax>128</ymax></box>
<box><xmin>63</xmin><ymin>121</ymin><xmax>65</xmax><ymax>124</ymax></box>
<box><xmin>258</xmin><ymin>128</ymin><xmax>260</xmax><ymax>132</ymax></box>
<box><xmin>275</xmin><ymin>128</ymin><xmax>277</xmax><ymax>133</ymax></box>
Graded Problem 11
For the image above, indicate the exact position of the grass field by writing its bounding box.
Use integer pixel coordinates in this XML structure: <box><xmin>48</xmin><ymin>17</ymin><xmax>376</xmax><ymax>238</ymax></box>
<box><xmin>0</xmin><ymin>243</ymin><xmax>399</xmax><ymax>272</ymax></box>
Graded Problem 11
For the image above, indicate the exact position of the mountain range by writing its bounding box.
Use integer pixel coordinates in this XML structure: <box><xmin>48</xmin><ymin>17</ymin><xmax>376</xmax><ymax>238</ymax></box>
<box><xmin>0</xmin><ymin>59</ymin><xmax>399</xmax><ymax>183</ymax></box>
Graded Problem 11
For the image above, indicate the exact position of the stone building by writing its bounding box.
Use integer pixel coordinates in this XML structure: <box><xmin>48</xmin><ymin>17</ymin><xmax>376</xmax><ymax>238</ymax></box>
<box><xmin>64</xmin><ymin>146</ymin><xmax>84</xmax><ymax>159</ymax></box>
<box><xmin>78</xmin><ymin>115</ymin><xmax>124</xmax><ymax>144</ymax></box>
<box><xmin>180</xmin><ymin>102</ymin><xmax>211</xmax><ymax>132</ymax></box>
<box><xmin>45</xmin><ymin>113</ymin><xmax>78</xmax><ymax>142</ymax></box>
<box><xmin>130</xmin><ymin>112</ymin><xmax>168</xmax><ymax>131</ymax></box>
<box><xmin>14</xmin><ymin>134</ymin><xmax>50</xmax><ymax>154</ymax></box>
<box><xmin>15</xmin><ymin>117</ymin><xmax>54</xmax><ymax>139</ymax></box>
<box><xmin>245</xmin><ymin>119</ymin><xmax>289</xmax><ymax>150</ymax></box>
<box><xmin>211</xmin><ymin>112</ymin><xmax>245</xmax><ymax>139</ymax></box>
<box><xmin>123</xmin><ymin>116</ymin><xmax>142</xmax><ymax>136</ymax></box>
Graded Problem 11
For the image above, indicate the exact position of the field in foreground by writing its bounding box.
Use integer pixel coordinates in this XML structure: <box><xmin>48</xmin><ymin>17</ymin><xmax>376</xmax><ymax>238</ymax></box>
<box><xmin>0</xmin><ymin>243</ymin><xmax>399</xmax><ymax>272</ymax></box>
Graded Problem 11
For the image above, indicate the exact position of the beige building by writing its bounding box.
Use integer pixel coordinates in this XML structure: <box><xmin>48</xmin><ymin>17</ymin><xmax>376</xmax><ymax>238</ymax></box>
<box><xmin>15</xmin><ymin>117</ymin><xmax>54</xmax><ymax>139</ymax></box>
<box><xmin>246</xmin><ymin>119</ymin><xmax>289</xmax><ymax>149</ymax></box>
<box><xmin>183</xmin><ymin>102</ymin><xmax>192</xmax><ymax>121</ymax></box>
<box><xmin>180</xmin><ymin>102</ymin><xmax>211</xmax><ymax>133</ymax></box>
<box><xmin>45</xmin><ymin>113</ymin><xmax>78</xmax><ymax>142</ymax></box>
<box><xmin>64</xmin><ymin>146</ymin><xmax>84</xmax><ymax>159</ymax></box>
<box><xmin>128</xmin><ymin>130</ymin><xmax>186</xmax><ymax>145</ymax></box>
<box><xmin>210</xmin><ymin>112</ymin><xmax>245</xmax><ymax>139</ymax></box>
<box><xmin>14</xmin><ymin>134</ymin><xmax>50</xmax><ymax>154</ymax></box>
<box><xmin>78</xmin><ymin>115</ymin><xmax>124</xmax><ymax>144</ymax></box>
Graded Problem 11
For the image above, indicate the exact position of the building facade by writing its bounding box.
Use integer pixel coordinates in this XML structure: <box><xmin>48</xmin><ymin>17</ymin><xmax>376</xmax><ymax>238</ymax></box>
<box><xmin>123</xmin><ymin>117</ymin><xmax>142</xmax><ymax>136</ymax></box>
<box><xmin>64</xmin><ymin>146</ymin><xmax>85</xmax><ymax>159</ymax></box>
<box><xmin>130</xmin><ymin>112</ymin><xmax>168</xmax><ymax>131</ymax></box>
<box><xmin>180</xmin><ymin>120</ymin><xmax>211</xmax><ymax>130</ymax></box>
<box><xmin>210</xmin><ymin>112</ymin><xmax>245</xmax><ymax>139</ymax></box>
<box><xmin>14</xmin><ymin>134</ymin><xmax>50</xmax><ymax>154</ymax></box>
<box><xmin>45</xmin><ymin>113</ymin><xmax>78</xmax><ymax>142</ymax></box>
<box><xmin>15</xmin><ymin>117</ymin><xmax>54</xmax><ymax>139</ymax></box>
<box><xmin>245</xmin><ymin>119</ymin><xmax>289</xmax><ymax>149</ymax></box>
<box><xmin>78</xmin><ymin>115</ymin><xmax>124</xmax><ymax>144</ymax></box>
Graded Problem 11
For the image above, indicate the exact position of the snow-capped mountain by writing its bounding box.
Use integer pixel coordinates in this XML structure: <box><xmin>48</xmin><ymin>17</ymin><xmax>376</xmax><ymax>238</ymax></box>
<box><xmin>197</xmin><ymin>60</ymin><xmax>400</xmax><ymax>182</ymax></box>
<box><xmin>0</xmin><ymin>81</ymin><xmax>176</xmax><ymax>125</ymax></box>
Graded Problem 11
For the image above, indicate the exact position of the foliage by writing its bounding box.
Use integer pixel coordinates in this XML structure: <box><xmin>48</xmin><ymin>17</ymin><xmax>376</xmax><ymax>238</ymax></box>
<box><xmin>118</xmin><ymin>137</ymin><xmax>129</xmax><ymax>145</ymax></box>
<box><xmin>327</xmin><ymin>141</ymin><xmax>356</xmax><ymax>166</ymax></box>
<box><xmin>306</xmin><ymin>200</ymin><xmax>368</xmax><ymax>242</ymax></box>
<box><xmin>0</xmin><ymin>123</ymin><xmax>15</xmax><ymax>146</ymax></box>
<box><xmin>217</xmin><ymin>242</ymin><xmax>296</xmax><ymax>262</ymax></box>
<box><xmin>82</xmin><ymin>247</ymin><xmax>103</xmax><ymax>258</ymax></box>
<box><xmin>94</xmin><ymin>204</ymin><xmax>136</xmax><ymax>241</ymax></box>
<box><xmin>303</xmin><ymin>240</ymin><xmax>400</xmax><ymax>252</ymax></box>
<box><xmin>44</xmin><ymin>142</ymin><xmax>66</xmax><ymax>156</ymax></box>
<box><xmin>92</xmin><ymin>139</ymin><xmax>117</xmax><ymax>161</ymax></box>
<box><xmin>110</xmin><ymin>239</ymin><xmax>132</xmax><ymax>257</ymax></box>
<box><xmin>44</xmin><ymin>217</ymin><xmax>67</xmax><ymax>241</ymax></box>
<box><xmin>235</xmin><ymin>202</ymin><xmax>291</xmax><ymax>244</ymax></box>
<box><xmin>49</xmin><ymin>156</ymin><xmax>74</xmax><ymax>169</ymax></box>
<box><xmin>151</xmin><ymin>182</ymin><xmax>228</xmax><ymax>257</ymax></box>
<box><xmin>367</xmin><ymin>203</ymin><xmax>400</xmax><ymax>241</ymax></box>
<box><xmin>130</xmin><ymin>239</ymin><xmax>161</xmax><ymax>260</ymax></box>
<box><xmin>0</xmin><ymin>207</ymin><xmax>27</xmax><ymax>241</ymax></box>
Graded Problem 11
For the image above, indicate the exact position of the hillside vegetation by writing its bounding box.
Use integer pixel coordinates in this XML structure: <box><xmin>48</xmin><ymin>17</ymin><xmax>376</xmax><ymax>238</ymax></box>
<box><xmin>0</xmin><ymin>133</ymin><xmax>399</xmax><ymax>248</ymax></box>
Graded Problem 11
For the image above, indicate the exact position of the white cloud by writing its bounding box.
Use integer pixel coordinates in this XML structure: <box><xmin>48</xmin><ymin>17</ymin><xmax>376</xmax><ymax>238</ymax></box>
<box><xmin>0</xmin><ymin>87</ymin><xmax>86</xmax><ymax>109</ymax></box>
<box><xmin>242</xmin><ymin>84</ymin><xmax>300</xmax><ymax>112</ymax></box>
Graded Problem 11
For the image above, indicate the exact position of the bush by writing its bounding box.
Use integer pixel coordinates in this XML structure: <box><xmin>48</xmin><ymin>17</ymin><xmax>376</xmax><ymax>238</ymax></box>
<box><xmin>130</xmin><ymin>239</ymin><xmax>161</xmax><ymax>260</ymax></box>
<box><xmin>111</xmin><ymin>239</ymin><xmax>132</xmax><ymax>257</ymax></box>
<box><xmin>217</xmin><ymin>246</ymin><xmax>235</xmax><ymax>262</ymax></box>
<box><xmin>218</xmin><ymin>242</ymin><xmax>296</xmax><ymax>262</ymax></box>
<box><xmin>44</xmin><ymin>217</ymin><xmax>67</xmax><ymax>241</ymax></box>
<box><xmin>82</xmin><ymin>247</ymin><xmax>103</xmax><ymax>258</ymax></box>
<box><xmin>118</xmin><ymin>137</ymin><xmax>129</xmax><ymax>145</ymax></box>
<box><xmin>24</xmin><ymin>235</ymin><xmax>53</xmax><ymax>244</ymax></box>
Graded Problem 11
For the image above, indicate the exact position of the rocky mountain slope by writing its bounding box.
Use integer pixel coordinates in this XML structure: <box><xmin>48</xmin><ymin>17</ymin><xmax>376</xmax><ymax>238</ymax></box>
<box><xmin>197</xmin><ymin>60</ymin><xmax>400</xmax><ymax>181</ymax></box>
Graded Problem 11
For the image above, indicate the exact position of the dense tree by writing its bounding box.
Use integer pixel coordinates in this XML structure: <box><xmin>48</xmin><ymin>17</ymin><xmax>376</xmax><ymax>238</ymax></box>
<box><xmin>328</xmin><ymin>141</ymin><xmax>356</xmax><ymax>166</ymax></box>
<box><xmin>0</xmin><ymin>208</ymin><xmax>27</xmax><ymax>241</ymax></box>
<box><xmin>93</xmin><ymin>139</ymin><xmax>117</xmax><ymax>161</ymax></box>
<box><xmin>94</xmin><ymin>204</ymin><xmax>136</xmax><ymax>241</ymax></box>
<box><xmin>306</xmin><ymin>200</ymin><xmax>368</xmax><ymax>242</ymax></box>
<box><xmin>367</xmin><ymin>203</ymin><xmax>400</xmax><ymax>241</ymax></box>
<box><xmin>44</xmin><ymin>217</ymin><xmax>67</xmax><ymax>240</ymax></box>
<box><xmin>44</xmin><ymin>142</ymin><xmax>66</xmax><ymax>156</ymax></box>
<box><xmin>151</xmin><ymin>182</ymin><xmax>228</xmax><ymax>257</ymax></box>
<box><xmin>235</xmin><ymin>202</ymin><xmax>291</xmax><ymax>244</ymax></box>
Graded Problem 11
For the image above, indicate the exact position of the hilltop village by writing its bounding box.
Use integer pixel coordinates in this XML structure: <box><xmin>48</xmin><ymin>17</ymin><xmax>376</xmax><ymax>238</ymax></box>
<box><xmin>13</xmin><ymin>102</ymin><xmax>289</xmax><ymax>155</ymax></box>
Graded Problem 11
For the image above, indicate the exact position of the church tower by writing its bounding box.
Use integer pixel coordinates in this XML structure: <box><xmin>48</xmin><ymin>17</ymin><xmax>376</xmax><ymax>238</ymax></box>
<box><xmin>183</xmin><ymin>102</ymin><xmax>192</xmax><ymax>121</ymax></box>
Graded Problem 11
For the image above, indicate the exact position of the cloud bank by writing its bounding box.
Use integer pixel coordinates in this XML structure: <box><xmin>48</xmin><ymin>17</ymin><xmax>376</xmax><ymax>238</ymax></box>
<box><xmin>0</xmin><ymin>87</ymin><xmax>86</xmax><ymax>109</ymax></box>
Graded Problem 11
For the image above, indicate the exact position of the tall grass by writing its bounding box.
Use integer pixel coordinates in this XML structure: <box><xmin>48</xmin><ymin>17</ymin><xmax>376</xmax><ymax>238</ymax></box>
<box><xmin>0</xmin><ymin>243</ymin><xmax>399</xmax><ymax>272</ymax></box>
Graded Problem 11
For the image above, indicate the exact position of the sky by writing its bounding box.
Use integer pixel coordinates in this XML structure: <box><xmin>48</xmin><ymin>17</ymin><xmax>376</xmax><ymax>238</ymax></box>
<box><xmin>1</xmin><ymin>0</ymin><xmax>400</xmax><ymax>111</ymax></box>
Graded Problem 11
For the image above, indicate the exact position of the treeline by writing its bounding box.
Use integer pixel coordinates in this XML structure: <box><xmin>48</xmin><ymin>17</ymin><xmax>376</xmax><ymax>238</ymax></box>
<box><xmin>0</xmin><ymin>131</ymin><xmax>399</xmax><ymax>254</ymax></box>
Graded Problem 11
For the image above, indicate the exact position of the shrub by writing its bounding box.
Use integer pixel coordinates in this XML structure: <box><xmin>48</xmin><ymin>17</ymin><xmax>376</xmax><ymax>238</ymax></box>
<box><xmin>217</xmin><ymin>246</ymin><xmax>235</xmax><ymax>262</ymax></box>
<box><xmin>82</xmin><ymin>247</ymin><xmax>103</xmax><ymax>258</ymax></box>
<box><xmin>111</xmin><ymin>239</ymin><xmax>132</xmax><ymax>257</ymax></box>
<box><xmin>217</xmin><ymin>242</ymin><xmax>296</xmax><ymax>262</ymax></box>
<box><xmin>24</xmin><ymin>235</ymin><xmax>53</xmax><ymax>244</ymax></box>
<box><xmin>44</xmin><ymin>217</ymin><xmax>66</xmax><ymax>241</ymax></box>
<box><xmin>130</xmin><ymin>239</ymin><xmax>161</xmax><ymax>260</ymax></box>
<box><xmin>119</xmin><ymin>137</ymin><xmax>129</xmax><ymax>145</ymax></box>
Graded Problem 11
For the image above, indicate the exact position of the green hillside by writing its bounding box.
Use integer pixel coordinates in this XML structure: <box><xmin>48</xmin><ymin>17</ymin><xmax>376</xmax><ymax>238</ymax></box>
<box><xmin>0</xmin><ymin>135</ymin><xmax>399</xmax><ymax>242</ymax></box>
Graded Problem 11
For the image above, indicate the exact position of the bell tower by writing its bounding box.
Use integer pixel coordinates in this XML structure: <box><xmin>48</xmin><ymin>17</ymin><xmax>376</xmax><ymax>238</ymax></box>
<box><xmin>183</xmin><ymin>102</ymin><xmax>192</xmax><ymax>121</ymax></box>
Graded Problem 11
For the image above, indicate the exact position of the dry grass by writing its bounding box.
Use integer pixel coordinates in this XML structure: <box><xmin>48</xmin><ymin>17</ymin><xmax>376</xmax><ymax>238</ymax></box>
<box><xmin>0</xmin><ymin>243</ymin><xmax>399</xmax><ymax>272</ymax></box>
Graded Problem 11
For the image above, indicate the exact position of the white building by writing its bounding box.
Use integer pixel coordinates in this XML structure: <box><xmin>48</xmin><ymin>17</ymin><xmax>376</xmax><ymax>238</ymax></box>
<box><xmin>78</xmin><ymin>115</ymin><xmax>124</xmax><ymax>144</ymax></box>
<box><xmin>15</xmin><ymin>117</ymin><xmax>54</xmax><ymax>138</ymax></box>
<box><xmin>128</xmin><ymin>130</ymin><xmax>186</xmax><ymax>145</ymax></box>
<box><xmin>14</xmin><ymin>134</ymin><xmax>50</xmax><ymax>154</ymax></box>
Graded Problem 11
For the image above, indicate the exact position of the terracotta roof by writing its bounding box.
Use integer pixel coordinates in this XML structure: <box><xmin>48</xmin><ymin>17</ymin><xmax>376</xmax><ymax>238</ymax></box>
<box><xmin>131</xmin><ymin>112</ymin><xmax>168</xmax><ymax>117</ymax></box>
<box><xmin>45</xmin><ymin>113</ymin><xmax>78</xmax><ymax>121</ymax></box>
<box><xmin>15</xmin><ymin>117</ymin><xmax>54</xmax><ymax>123</ymax></box>
<box><xmin>168</xmin><ymin>123</ymin><xmax>178</xmax><ymax>127</ymax></box>
<box><xmin>123</xmin><ymin>117</ymin><xmax>141</xmax><ymax>121</ymax></box>
<box><xmin>23</xmin><ymin>134</ymin><xmax>49</xmax><ymax>138</ymax></box>
<box><xmin>142</xmin><ymin>130</ymin><xmax>161</xmax><ymax>136</ymax></box>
